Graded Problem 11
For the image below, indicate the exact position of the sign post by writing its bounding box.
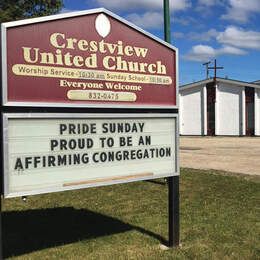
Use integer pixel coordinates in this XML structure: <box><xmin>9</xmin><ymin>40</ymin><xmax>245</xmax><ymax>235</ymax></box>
<box><xmin>0</xmin><ymin>117</ymin><xmax>3</xmax><ymax>260</ymax></box>
<box><xmin>164</xmin><ymin>0</ymin><xmax>180</xmax><ymax>247</ymax></box>
<box><xmin>0</xmin><ymin>196</ymin><xmax>2</xmax><ymax>260</ymax></box>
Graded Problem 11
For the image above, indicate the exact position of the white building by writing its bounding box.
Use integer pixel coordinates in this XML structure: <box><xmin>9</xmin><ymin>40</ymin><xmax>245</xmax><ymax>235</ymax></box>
<box><xmin>179</xmin><ymin>77</ymin><xmax>260</xmax><ymax>136</ymax></box>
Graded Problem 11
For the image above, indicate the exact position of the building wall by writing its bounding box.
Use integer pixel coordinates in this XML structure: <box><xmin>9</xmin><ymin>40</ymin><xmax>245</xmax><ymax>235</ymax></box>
<box><xmin>216</xmin><ymin>83</ymin><xmax>243</xmax><ymax>135</ymax></box>
<box><xmin>180</xmin><ymin>86</ymin><xmax>205</xmax><ymax>135</ymax></box>
<box><xmin>255</xmin><ymin>88</ymin><xmax>260</xmax><ymax>136</ymax></box>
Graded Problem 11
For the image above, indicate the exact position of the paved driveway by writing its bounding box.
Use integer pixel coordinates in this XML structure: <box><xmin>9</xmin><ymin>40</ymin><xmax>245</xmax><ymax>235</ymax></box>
<box><xmin>180</xmin><ymin>137</ymin><xmax>260</xmax><ymax>176</ymax></box>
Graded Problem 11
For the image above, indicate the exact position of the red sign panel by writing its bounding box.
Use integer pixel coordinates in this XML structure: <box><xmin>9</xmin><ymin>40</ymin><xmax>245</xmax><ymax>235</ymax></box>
<box><xmin>2</xmin><ymin>9</ymin><xmax>178</xmax><ymax>108</ymax></box>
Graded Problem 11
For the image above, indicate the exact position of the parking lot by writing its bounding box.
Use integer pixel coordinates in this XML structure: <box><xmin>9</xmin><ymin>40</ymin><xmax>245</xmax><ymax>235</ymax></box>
<box><xmin>180</xmin><ymin>137</ymin><xmax>260</xmax><ymax>176</ymax></box>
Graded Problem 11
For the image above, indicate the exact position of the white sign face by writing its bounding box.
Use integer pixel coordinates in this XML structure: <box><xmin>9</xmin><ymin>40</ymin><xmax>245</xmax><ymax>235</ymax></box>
<box><xmin>3</xmin><ymin>114</ymin><xmax>178</xmax><ymax>198</ymax></box>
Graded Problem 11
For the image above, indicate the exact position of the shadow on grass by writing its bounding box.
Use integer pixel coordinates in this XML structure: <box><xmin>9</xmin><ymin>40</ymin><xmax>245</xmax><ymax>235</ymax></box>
<box><xmin>2</xmin><ymin>207</ymin><xmax>166</xmax><ymax>258</ymax></box>
<box><xmin>146</xmin><ymin>179</ymin><xmax>167</xmax><ymax>186</ymax></box>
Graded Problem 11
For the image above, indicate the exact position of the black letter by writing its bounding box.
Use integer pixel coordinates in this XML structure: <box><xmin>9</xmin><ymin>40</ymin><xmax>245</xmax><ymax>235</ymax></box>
<box><xmin>102</xmin><ymin>123</ymin><xmax>108</xmax><ymax>133</ymax></box>
<box><xmin>14</xmin><ymin>158</ymin><xmax>24</xmax><ymax>170</ymax></box>
<box><xmin>60</xmin><ymin>124</ymin><xmax>67</xmax><ymax>135</ymax></box>
<box><xmin>50</xmin><ymin>139</ymin><xmax>58</xmax><ymax>151</ymax></box>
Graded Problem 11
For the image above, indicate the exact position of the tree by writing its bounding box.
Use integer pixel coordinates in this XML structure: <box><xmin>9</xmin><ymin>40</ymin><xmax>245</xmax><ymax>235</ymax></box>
<box><xmin>0</xmin><ymin>0</ymin><xmax>63</xmax><ymax>23</ymax></box>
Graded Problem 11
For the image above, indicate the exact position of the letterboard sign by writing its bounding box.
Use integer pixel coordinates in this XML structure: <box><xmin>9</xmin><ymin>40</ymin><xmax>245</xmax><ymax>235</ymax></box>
<box><xmin>1</xmin><ymin>8</ymin><xmax>178</xmax><ymax>108</ymax></box>
<box><xmin>3</xmin><ymin>113</ymin><xmax>178</xmax><ymax>198</ymax></box>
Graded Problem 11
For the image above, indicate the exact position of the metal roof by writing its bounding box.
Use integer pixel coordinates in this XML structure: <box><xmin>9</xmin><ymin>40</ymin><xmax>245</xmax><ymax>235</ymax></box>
<box><xmin>252</xmin><ymin>80</ymin><xmax>260</xmax><ymax>85</ymax></box>
<box><xmin>180</xmin><ymin>77</ymin><xmax>260</xmax><ymax>91</ymax></box>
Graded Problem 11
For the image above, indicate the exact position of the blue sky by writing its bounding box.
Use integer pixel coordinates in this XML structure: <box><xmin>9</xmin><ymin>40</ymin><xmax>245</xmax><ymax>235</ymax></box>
<box><xmin>62</xmin><ymin>0</ymin><xmax>260</xmax><ymax>85</ymax></box>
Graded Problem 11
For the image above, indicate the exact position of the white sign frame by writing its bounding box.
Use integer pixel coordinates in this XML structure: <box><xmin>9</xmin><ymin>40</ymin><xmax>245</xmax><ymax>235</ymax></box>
<box><xmin>2</xmin><ymin>113</ymin><xmax>179</xmax><ymax>198</ymax></box>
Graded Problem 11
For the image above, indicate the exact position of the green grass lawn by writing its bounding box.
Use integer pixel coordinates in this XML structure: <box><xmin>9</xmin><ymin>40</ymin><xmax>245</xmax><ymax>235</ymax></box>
<box><xmin>2</xmin><ymin>168</ymin><xmax>259</xmax><ymax>259</ymax></box>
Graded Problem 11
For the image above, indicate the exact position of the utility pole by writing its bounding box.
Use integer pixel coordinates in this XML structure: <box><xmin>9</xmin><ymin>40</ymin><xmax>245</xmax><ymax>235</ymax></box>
<box><xmin>203</xmin><ymin>61</ymin><xmax>211</xmax><ymax>79</ymax></box>
<box><xmin>164</xmin><ymin>0</ymin><xmax>171</xmax><ymax>43</ymax></box>
<box><xmin>208</xmin><ymin>59</ymin><xmax>223</xmax><ymax>80</ymax></box>
<box><xmin>163</xmin><ymin>0</ymin><xmax>180</xmax><ymax>248</ymax></box>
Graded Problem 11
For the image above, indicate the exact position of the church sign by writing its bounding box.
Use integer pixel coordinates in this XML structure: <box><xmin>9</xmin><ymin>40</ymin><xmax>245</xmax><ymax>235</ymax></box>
<box><xmin>0</xmin><ymin>8</ymin><xmax>179</xmax><ymax>252</ymax></box>
<box><xmin>3</xmin><ymin>113</ymin><xmax>178</xmax><ymax>198</ymax></box>
<box><xmin>1</xmin><ymin>9</ymin><xmax>177</xmax><ymax>108</ymax></box>
<box><xmin>1</xmin><ymin>9</ymin><xmax>179</xmax><ymax>199</ymax></box>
